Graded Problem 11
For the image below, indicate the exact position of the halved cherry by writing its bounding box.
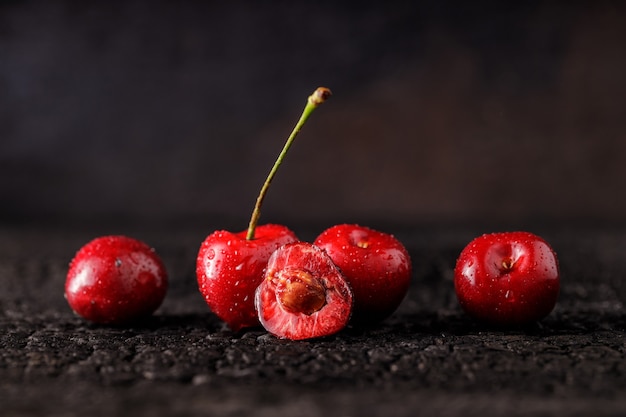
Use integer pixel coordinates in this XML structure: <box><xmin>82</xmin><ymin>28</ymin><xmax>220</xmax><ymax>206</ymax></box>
<box><xmin>255</xmin><ymin>242</ymin><xmax>353</xmax><ymax>340</ymax></box>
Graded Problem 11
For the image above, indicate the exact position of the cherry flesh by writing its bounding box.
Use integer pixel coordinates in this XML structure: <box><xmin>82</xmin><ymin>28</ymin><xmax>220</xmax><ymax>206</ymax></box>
<box><xmin>65</xmin><ymin>235</ymin><xmax>168</xmax><ymax>325</ymax></box>
<box><xmin>314</xmin><ymin>224</ymin><xmax>412</xmax><ymax>324</ymax></box>
<box><xmin>255</xmin><ymin>242</ymin><xmax>353</xmax><ymax>340</ymax></box>
<box><xmin>454</xmin><ymin>231</ymin><xmax>560</xmax><ymax>326</ymax></box>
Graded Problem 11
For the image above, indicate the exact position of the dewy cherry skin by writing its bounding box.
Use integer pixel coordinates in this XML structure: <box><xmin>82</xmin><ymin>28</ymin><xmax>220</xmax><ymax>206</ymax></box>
<box><xmin>65</xmin><ymin>235</ymin><xmax>168</xmax><ymax>325</ymax></box>
<box><xmin>197</xmin><ymin>225</ymin><xmax>298</xmax><ymax>331</ymax></box>
<box><xmin>196</xmin><ymin>87</ymin><xmax>332</xmax><ymax>331</ymax></box>
<box><xmin>454</xmin><ymin>231</ymin><xmax>560</xmax><ymax>326</ymax></box>
<box><xmin>255</xmin><ymin>242</ymin><xmax>353</xmax><ymax>340</ymax></box>
<box><xmin>314</xmin><ymin>224</ymin><xmax>412</xmax><ymax>324</ymax></box>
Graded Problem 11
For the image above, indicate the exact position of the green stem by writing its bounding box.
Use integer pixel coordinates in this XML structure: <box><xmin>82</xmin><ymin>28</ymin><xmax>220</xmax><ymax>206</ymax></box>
<box><xmin>246</xmin><ymin>87</ymin><xmax>332</xmax><ymax>240</ymax></box>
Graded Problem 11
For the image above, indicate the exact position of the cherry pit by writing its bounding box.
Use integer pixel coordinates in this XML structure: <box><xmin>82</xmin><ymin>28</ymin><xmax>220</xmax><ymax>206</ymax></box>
<box><xmin>255</xmin><ymin>242</ymin><xmax>353</xmax><ymax>340</ymax></box>
<box><xmin>64</xmin><ymin>87</ymin><xmax>561</xmax><ymax>339</ymax></box>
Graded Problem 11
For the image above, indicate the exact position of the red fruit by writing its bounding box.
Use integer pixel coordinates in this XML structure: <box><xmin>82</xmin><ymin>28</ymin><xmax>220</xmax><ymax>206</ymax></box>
<box><xmin>255</xmin><ymin>242</ymin><xmax>353</xmax><ymax>340</ymax></box>
<box><xmin>314</xmin><ymin>224</ymin><xmax>412</xmax><ymax>324</ymax></box>
<box><xmin>454</xmin><ymin>231</ymin><xmax>560</xmax><ymax>326</ymax></box>
<box><xmin>195</xmin><ymin>87</ymin><xmax>331</xmax><ymax>331</ymax></box>
<box><xmin>65</xmin><ymin>235</ymin><xmax>168</xmax><ymax>324</ymax></box>
<box><xmin>196</xmin><ymin>224</ymin><xmax>298</xmax><ymax>331</ymax></box>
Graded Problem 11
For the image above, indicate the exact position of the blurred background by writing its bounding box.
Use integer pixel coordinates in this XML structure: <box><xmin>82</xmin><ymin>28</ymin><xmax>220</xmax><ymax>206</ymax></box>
<box><xmin>2</xmin><ymin>1</ymin><xmax>626</xmax><ymax>229</ymax></box>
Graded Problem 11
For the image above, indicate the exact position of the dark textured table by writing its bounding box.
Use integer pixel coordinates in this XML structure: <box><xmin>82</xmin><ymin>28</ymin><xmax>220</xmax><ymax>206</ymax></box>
<box><xmin>1</xmin><ymin>221</ymin><xmax>624</xmax><ymax>416</ymax></box>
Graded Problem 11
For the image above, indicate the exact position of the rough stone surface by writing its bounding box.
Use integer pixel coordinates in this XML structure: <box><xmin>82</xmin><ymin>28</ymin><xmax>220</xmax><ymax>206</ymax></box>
<box><xmin>0</xmin><ymin>222</ymin><xmax>624</xmax><ymax>416</ymax></box>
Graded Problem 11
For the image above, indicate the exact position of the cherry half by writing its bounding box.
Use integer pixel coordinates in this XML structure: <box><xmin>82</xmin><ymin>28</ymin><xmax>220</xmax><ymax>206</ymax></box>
<box><xmin>65</xmin><ymin>235</ymin><xmax>168</xmax><ymax>324</ymax></box>
<box><xmin>454</xmin><ymin>231</ymin><xmax>560</xmax><ymax>326</ymax></box>
<box><xmin>314</xmin><ymin>224</ymin><xmax>412</xmax><ymax>324</ymax></box>
<box><xmin>196</xmin><ymin>87</ymin><xmax>332</xmax><ymax>331</ymax></box>
<box><xmin>255</xmin><ymin>242</ymin><xmax>353</xmax><ymax>340</ymax></box>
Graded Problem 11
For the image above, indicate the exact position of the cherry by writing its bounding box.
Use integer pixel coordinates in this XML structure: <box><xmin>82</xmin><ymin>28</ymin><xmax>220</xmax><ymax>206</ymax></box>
<box><xmin>197</xmin><ymin>224</ymin><xmax>298</xmax><ymax>330</ymax></box>
<box><xmin>196</xmin><ymin>87</ymin><xmax>332</xmax><ymax>331</ymax></box>
<box><xmin>314</xmin><ymin>224</ymin><xmax>412</xmax><ymax>324</ymax></box>
<box><xmin>65</xmin><ymin>235</ymin><xmax>168</xmax><ymax>324</ymax></box>
<box><xmin>255</xmin><ymin>242</ymin><xmax>353</xmax><ymax>340</ymax></box>
<box><xmin>454</xmin><ymin>231</ymin><xmax>560</xmax><ymax>326</ymax></box>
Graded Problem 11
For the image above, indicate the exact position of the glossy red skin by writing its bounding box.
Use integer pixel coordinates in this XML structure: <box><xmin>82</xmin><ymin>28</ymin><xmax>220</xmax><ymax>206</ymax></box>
<box><xmin>65</xmin><ymin>235</ymin><xmax>168</xmax><ymax>325</ymax></box>
<box><xmin>314</xmin><ymin>224</ymin><xmax>412</xmax><ymax>324</ymax></box>
<box><xmin>196</xmin><ymin>224</ymin><xmax>298</xmax><ymax>331</ymax></box>
<box><xmin>454</xmin><ymin>231</ymin><xmax>560</xmax><ymax>326</ymax></box>
<box><xmin>255</xmin><ymin>242</ymin><xmax>353</xmax><ymax>340</ymax></box>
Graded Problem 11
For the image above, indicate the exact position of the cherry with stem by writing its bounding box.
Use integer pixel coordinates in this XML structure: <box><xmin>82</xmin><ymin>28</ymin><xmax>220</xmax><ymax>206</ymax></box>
<box><xmin>196</xmin><ymin>87</ymin><xmax>332</xmax><ymax>331</ymax></box>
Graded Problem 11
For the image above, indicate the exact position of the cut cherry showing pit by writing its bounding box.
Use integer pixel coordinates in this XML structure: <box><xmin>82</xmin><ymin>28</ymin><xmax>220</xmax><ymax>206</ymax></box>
<box><xmin>255</xmin><ymin>242</ymin><xmax>353</xmax><ymax>340</ymax></box>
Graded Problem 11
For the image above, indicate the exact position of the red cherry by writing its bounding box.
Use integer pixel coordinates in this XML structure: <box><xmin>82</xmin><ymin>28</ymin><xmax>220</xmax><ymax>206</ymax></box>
<box><xmin>454</xmin><ymin>231</ymin><xmax>560</xmax><ymax>326</ymax></box>
<box><xmin>255</xmin><ymin>242</ymin><xmax>353</xmax><ymax>340</ymax></box>
<box><xmin>65</xmin><ymin>235</ymin><xmax>168</xmax><ymax>324</ymax></box>
<box><xmin>314</xmin><ymin>224</ymin><xmax>412</xmax><ymax>324</ymax></box>
<box><xmin>196</xmin><ymin>87</ymin><xmax>331</xmax><ymax>331</ymax></box>
<box><xmin>196</xmin><ymin>224</ymin><xmax>298</xmax><ymax>331</ymax></box>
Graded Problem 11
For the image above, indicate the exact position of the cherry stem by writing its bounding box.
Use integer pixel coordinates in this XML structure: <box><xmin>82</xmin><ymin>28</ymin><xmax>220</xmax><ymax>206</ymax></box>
<box><xmin>502</xmin><ymin>258</ymin><xmax>515</xmax><ymax>270</ymax></box>
<box><xmin>246</xmin><ymin>87</ymin><xmax>332</xmax><ymax>240</ymax></box>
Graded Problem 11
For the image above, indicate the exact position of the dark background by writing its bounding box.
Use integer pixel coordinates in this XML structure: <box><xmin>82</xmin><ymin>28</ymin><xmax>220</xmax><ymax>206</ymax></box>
<box><xmin>2</xmin><ymin>0</ymin><xmax>626</xmax><ymax>229</ymax></box>
<box><xmin>1</xmin><ymin>3</ymin><xmax>625</xmax><ymax>416</ymax></box>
